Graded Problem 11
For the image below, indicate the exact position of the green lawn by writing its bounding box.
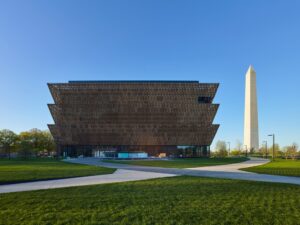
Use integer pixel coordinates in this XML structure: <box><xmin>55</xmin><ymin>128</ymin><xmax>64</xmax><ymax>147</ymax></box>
<box><xmin>104</xmin><ymin>157</ymin><xmax>248</xmax><ymax>168</ymax></box>
<box><xmin>1</xmin><ymin>176</ymin><xmax>300</xmax><ymax>225</ymax></box>
<box><xmin>241</xmin><ymin>158</ymin><xmax>300</xmax><ymax>177</ymax></box>
<box><xmin>0</xmin><ymin>158</ymin><xmax>115</xmax><ymax>184</ymax></box>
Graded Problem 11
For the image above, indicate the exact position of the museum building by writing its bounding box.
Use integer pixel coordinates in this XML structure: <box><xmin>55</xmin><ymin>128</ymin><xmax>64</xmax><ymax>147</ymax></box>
<box><xmin>48</xmin><ymin>80</ymin><xmax>219</xmax><ymax>158</ymax></box>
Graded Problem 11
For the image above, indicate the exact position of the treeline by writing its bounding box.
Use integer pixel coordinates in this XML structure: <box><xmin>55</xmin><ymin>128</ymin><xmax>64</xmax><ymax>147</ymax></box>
<box><xmin>0</xmin><ymin>129</ymin><xmax>55</xmax><ymax>158</ymax></box>
<box><xmin>213</xmin><ymin>140</ymin><xmax>299</xmax><ymax>159</ymax></box>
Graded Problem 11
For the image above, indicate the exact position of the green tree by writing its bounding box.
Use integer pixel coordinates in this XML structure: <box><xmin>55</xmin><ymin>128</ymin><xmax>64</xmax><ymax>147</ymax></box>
<box><xmin>291</xmin><ymin>143</ymin><xmax>299</xmax><ymax>160</ymax></box>
<box><xmin>283</xmin><ymin>143</ymin><xmax>298</xmax><ymax>160</ymax></box>
<box><xmin>269</xmin><ymin>144</ymin><xmax>281</xmax><ymax>158</ymax></box>
<box><xmin>260</xmin><ymin>146</ymin><xmax>268</xmax><ymax>158</ymax></box>
<box><xmin>214</xmin><ymin>141</ymin><xmax>228</xmax><ymax>157</ymax></box>
<box><xmin>16</xmin><ymin>129</ymin><xmax>56</xmax><ymax>158</ymax></box>
<box><xmin>29</xmin><ymin>128</ymin><xmax>44</xmax><ymax>154</ymax></box>
<box><xmin>230</xmin><ymin>149</ymin><xmax>241</xmax><ymax>156</ymax></box>
<box><xmin>282</xmin><ymin>146</ymin><xmax>289</xmax><ymax>160</ymax></box>
<box><xmin>17</xmin><ymin>131</ymin><xmax>34</xmax><ymax>158</ymax></box>
<box><xmin>230</xmin><ymin>140</ymin><xmax>243</xmax><ymax>157</ymax></box>
<box><xmin>235</xmin><ymin>140</ymin><xmax>243</xmax><ymax>152</ymax></box>
<box><xmin>0</xmin><ymin>129</ymin><xmax>18</xmax><ymax>159</ymax></box>
<box><xmin>40</xmin><ymin>130</ymin><xmax>55</xmax><ymax>155</ymax></box>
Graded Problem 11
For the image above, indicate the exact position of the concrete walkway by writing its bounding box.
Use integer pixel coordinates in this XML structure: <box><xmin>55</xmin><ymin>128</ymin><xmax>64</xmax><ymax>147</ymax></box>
<box><xmin>2</xmin><ymin>157</ymin><xmax>300</xmax><ymax>194</ymax></box>
<box><xmin>187</xmin><ymin>157</ymin><xmax>270</xmax><ymax>172</ymax></box>
<box><xmin>0</xmin><ymin>169</ymin><xmax>177</xmax><ymax>194</ymax></box>
<box><xmin>69</xmin><ymin>157</ymin><xmax>300</xmax><ymax>186</ymax></box>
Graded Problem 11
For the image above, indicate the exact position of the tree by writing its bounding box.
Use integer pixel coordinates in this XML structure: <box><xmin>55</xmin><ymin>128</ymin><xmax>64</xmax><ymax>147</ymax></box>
<box><xmin>16</xmin><ymin>129</ymin><xmax>56</xmax><ymax>158</ymax></box>
<box><xmin>0</xmin><ymin>129</ymin><xmax>18</xmax><ymax>159</ymax></box>
<box><xmin>269</xmin><ymin>144</ymin><xmax>281</xmax><ymax>158</ymax></box>
<box><xmin>229</xmin><ymin>140</ymin><xmax>243</xmax><ymax>156</ymax></box>
<box><xmin>291</xmin><ymin>143</ymin><xmax>299</xmax><ymax>160</ymax></box>
<box><xmin>214</xmin><ymin>141</ymin><xmax>228</xmax><ymax>157</ymax></box>
<box><xmin>284</xmin><ymin>143</ymin><xmax>298</xmax><ymax>160</ymax></box>
<box><xmin>260</xmin><ymin>146</ymin><xmax>268</xmax><ymax>158</ymax></box>
<box><xmin>40</xmin><ymin>130</ymin><xmax>55</xmax><ymax>155</ymax></box>
<box><xmin>235</xmin><ymin>140</ymin><xmax>243</xmax><ymax>152</ymax></box>
<box><xmin>282</xmin><ymin>146</ymin><xmax>289</xmax><ymax>160</ymax></box>
<box><xmin>28</xmin><ymin>128</ymin><xmax>45</xmax><ymax>155</ymax></box>
<box><xmin>230</xmin><ymin>149</ymin><xmax>241</xmax><ymax>156</ymax></box>
<box><xmin>17</xmin><ymin>131</ymin><xmax>34</xmax><ymax>158</ymax></box>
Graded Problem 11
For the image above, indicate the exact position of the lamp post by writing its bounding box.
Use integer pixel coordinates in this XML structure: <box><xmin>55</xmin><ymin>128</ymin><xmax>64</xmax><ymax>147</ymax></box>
<box><xmin>268</xmin><ymin>134</ymin><xmax>275</xmax><ymax>161</ymax></box>
<box><xmin>244</xmin><ymin>145</ymin><xmax>248</xmax><ymax>157</ymax></box>
<box><xmin>263</xmin><ymin>141</ymin><xmax>268</xmax><ymax>159</ymax></box>
<box><xmin>227</xmin><ymin>142</ymin><xmax>231</xmax><ymax>157</ymax></box>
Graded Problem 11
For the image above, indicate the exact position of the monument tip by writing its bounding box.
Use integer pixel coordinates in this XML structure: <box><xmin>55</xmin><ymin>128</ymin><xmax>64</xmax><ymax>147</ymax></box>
<box><xmin>248</xmin><ymin>65</ymin><xmax>255</xmax><ymax>73</ymax></box>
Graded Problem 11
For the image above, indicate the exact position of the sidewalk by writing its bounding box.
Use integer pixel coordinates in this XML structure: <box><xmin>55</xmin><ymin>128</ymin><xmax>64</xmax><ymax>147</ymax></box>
<box><xmin>0</xmin><ymin>169</ymin><xmax>177</xmax><ymax>194</ymax></box>
<box><xmin>70</xmin><ymin>157</ymin><xmax>300</xmax><ymax>186</ymax></box>
<box><xmin>2</xmin><ymin>157</ymin><xmax>300</xmax><ymax>194</ymax></box>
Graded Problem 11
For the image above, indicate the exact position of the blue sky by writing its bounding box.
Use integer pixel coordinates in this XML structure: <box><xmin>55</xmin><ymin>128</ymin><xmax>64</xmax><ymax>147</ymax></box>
<box><xmin>0</xmin><ymin>0</ymin><xmax>299</xmax><ymax>148</ymax></box>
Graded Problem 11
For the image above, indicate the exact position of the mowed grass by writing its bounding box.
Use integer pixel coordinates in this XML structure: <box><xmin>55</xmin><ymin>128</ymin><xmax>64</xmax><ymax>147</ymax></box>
<box><xmin>0</xmin><ymin>158</ymin><xmax>115</xmax><ymax>184</ymax></box>
<box><xmin>242</xmin><ymin>158</ymin><xmax>300</xmax><ymax>177</ymax></box>
<box><xmin>104</xmin><ymin>157</ymin><xmax>248</xmax><ymax>168</ymax></box>
<box><xmin>1</xmin><ymin>176</ymin><xmax>300</xmax><ymax>225</ymax></box>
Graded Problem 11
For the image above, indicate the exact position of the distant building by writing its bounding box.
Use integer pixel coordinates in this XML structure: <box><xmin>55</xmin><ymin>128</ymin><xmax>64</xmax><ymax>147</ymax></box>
<box><xmin>244</xmin><ymin>66</ymin><xmax>259</xmax><ymax>151</ymax></box>
<box><xmin>48</xmin><ymin>81</ymin><xmax>219</xmax><ymax>158</ymax></box>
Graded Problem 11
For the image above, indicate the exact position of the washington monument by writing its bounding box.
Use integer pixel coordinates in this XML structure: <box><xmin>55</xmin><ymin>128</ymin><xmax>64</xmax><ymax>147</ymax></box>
<box><xmin>244</xmin><ymin>65</ymin><xmax>259</xmax><ymax>151</ymax></box>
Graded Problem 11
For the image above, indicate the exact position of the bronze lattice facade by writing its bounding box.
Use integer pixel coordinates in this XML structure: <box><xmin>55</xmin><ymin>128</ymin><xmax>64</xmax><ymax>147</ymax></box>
<box><xmin>48</xmin><ymin>81</ymin><xmax>219</xmax><ymax>157</ymax></box>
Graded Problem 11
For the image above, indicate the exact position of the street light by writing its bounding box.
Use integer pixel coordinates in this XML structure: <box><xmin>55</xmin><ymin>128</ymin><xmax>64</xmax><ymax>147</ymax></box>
<box><xmin>227</xmin><ymin>142</ymin><xmax>231</xmax><ymax>157</ymax></box>
<box><xmin>268</xmin><ymin>134</ymin><xmax>275</xmax><ymax>161</ymax></box>
<box><xmin>263</xmin><ymin>141</ymin><xmax>268</xmax><ymax>159</ymax></box>
<box><xmin>244</xmin><ymin>145</ymin><xmax>248</xmax><ymax>157</ymax></box>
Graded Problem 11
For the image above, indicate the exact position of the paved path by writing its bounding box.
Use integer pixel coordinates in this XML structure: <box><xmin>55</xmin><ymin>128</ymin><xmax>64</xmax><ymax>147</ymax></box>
<box><xmin>0</xmin><ymin>169</ymin><xmax>177</xmax><ymax>194</ymax></box>
<box><xmin>2</xmin><ymin>157</ymin><xmax>300</xmax><ymax>194</ymax></box>
<box><xmin>69</xmin><ymin>157</ymin><xmax>300</xmax><ymax>186</ymax></box>
<box><xmin>187</xmin><ymin>157</ymin><xmax>270</xmax><ymax>172</ymax></box>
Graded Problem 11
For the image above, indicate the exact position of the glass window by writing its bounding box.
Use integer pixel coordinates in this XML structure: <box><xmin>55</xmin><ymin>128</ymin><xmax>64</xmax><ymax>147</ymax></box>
<box><xmin>198</xmin><ymin>96</ymin><xmax>212</xmax><ymax>103</ymax></box>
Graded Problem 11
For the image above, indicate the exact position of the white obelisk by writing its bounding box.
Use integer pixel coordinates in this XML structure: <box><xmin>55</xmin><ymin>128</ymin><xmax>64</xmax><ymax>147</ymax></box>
<box><xmin>244</xmin><ymin>65</ymin><xmax>259</xmax><ymax>151</ymax></box>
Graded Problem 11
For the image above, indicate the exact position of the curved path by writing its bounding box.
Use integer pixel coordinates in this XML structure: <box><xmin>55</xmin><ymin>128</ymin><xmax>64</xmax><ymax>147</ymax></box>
<box><xmin>71</xmin><ymin>157</ymin><xmax>300</xmax><ymax>185</ymax></box>
<box><xmin>0</xmin><ymin>169</ymin><xmax>177</xmax><ymax>194</ymax></box>
<box><xmin>1</xmin><ymin>157</ymin><xmax>300</xmax><ymax>194</ymax></box>
<box><xmin>187</xmin><ymin>157</ymin><xmax>270</xmax><ymax>172</ymax></box>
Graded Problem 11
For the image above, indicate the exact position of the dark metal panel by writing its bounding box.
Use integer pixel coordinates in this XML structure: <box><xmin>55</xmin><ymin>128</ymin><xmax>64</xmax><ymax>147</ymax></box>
<box><xmin>47</xmin><ymin>81</ymin><xmax>220</xmax><ymax>149</ymax></box>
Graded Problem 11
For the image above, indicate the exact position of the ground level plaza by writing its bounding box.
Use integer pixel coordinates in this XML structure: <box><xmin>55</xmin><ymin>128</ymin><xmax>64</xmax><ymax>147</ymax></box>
<box><xmin>61</xmin><ymin>145</ymin><xmax>210</xmax><ymax>158</ymax></box>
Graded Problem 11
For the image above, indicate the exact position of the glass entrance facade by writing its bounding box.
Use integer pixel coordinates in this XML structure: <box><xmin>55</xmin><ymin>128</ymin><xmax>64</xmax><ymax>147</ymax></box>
<box><xmin>60</xmin><ymin>145</ymin><xmax>210</xmax><ymax>158</ymax></box>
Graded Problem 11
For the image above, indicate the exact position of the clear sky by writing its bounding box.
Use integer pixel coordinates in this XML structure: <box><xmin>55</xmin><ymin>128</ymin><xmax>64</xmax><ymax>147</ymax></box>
<box><xmin>0</xmin><ymin>0</ymin><xmax>299</xmax><ymax>149</ymax></box>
